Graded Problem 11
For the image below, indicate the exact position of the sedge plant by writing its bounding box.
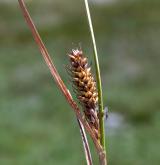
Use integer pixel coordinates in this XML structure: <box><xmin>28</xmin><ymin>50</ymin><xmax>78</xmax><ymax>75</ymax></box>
<box><xmin>18</xmin><ymin>0</ymin><xmax>107</xmax><ymax>164</ymax></box>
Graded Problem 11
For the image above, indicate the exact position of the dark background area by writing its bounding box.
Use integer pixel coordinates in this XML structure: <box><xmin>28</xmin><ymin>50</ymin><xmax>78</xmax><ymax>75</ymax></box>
<box><xmin>0</xmin><ymin>0</ymin><xmax>160</xmax><ymax>164</ymax></box>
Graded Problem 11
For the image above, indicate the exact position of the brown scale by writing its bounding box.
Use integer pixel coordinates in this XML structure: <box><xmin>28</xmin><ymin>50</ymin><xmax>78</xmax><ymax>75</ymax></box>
<box><xmin>68</xmin><ymin>49</ymin><xmax>99</xmax><ymax>139</ymax></box>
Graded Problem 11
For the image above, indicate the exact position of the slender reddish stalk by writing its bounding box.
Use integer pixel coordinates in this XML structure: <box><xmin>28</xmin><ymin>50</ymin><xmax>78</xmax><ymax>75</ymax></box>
<box><xmin>77</xmin><ymin>119</ymin><xmax>93</xmax><ymax>165</ymax></box>
<box><xmin>18</xmin><ymin>0</ymin><xmax>106</xmax><ymax>164</ymax></box>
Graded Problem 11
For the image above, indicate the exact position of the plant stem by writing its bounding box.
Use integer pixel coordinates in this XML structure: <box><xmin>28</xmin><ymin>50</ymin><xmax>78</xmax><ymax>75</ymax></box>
<box><xmin>84</xmin><ymin>0</ymin><xmax>105</xmax><ymax>149</ymax></box>
<box><xmin>77</xmin><ymin>119</ymin><xmax>93</xmax><ymax>165</ymax></box>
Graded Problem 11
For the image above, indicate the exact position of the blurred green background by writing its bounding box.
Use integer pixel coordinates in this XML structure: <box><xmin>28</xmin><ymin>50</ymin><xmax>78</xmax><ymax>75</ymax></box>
<box><xmin>0</xmin><ymin>0</ymin><xmax>160</xmax><ymax>164</ymax></box>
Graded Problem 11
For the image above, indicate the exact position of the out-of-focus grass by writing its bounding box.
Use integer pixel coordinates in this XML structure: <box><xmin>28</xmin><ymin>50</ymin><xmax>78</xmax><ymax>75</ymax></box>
<box><xmin>0</xmin><ymin>0</ymin><xmax>160</xmax><ymax>164</ymax></box>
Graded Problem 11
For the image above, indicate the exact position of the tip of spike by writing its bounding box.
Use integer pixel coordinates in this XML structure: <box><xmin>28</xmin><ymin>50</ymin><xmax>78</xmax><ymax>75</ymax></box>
<box><xmin>71</xmin><ymin>49</ymin><xmax>83</xmax><ymax>56</ymax></box>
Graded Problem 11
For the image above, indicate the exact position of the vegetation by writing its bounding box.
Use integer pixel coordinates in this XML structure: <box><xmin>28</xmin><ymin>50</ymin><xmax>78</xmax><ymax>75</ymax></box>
<box><xmin>0</xmin><ymin>0</ymin><xmax>160</xmax><ymax>164</ymax></box>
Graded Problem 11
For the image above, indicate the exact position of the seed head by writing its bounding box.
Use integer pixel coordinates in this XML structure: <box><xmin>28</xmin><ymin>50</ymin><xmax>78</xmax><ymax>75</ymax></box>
<box><xmin>67</xmin><ymin>49</ymin><xmax>99</xmax><ymax>139</ymax></box>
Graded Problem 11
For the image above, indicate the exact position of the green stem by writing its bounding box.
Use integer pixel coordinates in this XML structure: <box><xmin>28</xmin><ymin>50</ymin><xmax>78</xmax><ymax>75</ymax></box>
<box><xmin>84</xmin><ymin>0</ymin><xmax>105</xmax><ymax>149</ymax></box>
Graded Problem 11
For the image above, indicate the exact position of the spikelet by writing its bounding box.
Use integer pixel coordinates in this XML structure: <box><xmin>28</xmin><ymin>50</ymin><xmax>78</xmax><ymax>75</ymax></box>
<box><xmin>67</xmin><ymin>49</ymin><xmax>99</xmax><ymax>139</ymax></box>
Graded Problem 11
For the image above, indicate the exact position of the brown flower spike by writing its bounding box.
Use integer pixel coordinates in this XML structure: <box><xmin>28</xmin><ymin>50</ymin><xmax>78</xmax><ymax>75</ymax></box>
<box><xmin>68</xmin><ymin>49</ymin><xmax>99</xmax><ymax>139</ymax></box>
